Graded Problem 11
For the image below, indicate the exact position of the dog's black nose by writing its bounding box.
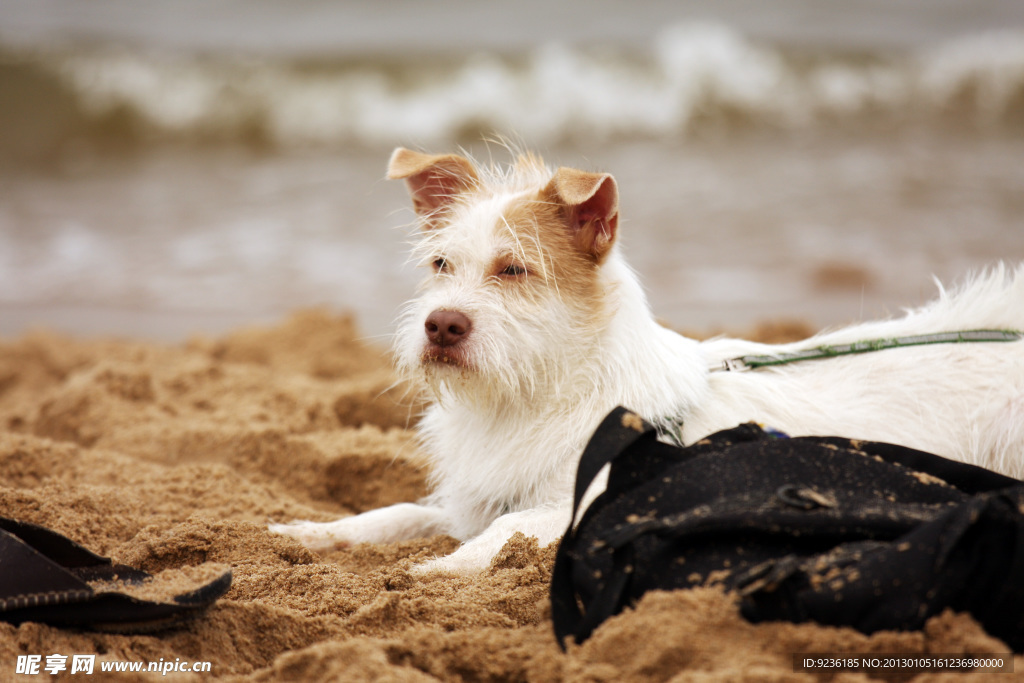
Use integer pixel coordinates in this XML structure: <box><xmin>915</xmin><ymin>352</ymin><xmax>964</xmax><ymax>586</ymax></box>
<box><xmin>425</xmin><ymin>310</ymin><xmax>472</xmax><ymax>347</ymax></box>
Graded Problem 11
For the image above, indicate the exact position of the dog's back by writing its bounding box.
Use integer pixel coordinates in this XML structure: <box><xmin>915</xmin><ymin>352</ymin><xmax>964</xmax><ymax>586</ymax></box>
<box><xmin>689</xmin><ymin>263</ymin><xmax>1024</xmax><ymax>476</ymax></box>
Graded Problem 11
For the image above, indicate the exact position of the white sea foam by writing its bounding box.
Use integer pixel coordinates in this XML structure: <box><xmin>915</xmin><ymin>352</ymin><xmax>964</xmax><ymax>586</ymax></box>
<box><xmin>18</xmin><ymin>23</ymin><xmax>1021</xmax><ymax>149</ymax></box>
<box><xmin>920</xmin><ymin>30</ymin><xmax>1024</xmax><ymax>122</ymax></box>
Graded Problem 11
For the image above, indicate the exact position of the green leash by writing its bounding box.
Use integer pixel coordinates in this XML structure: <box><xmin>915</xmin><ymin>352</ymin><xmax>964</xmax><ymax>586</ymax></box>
<box><xmin>712</xmin><ymin>329</ymin><xmax>1023</xmax><ymax>373</ymax></box>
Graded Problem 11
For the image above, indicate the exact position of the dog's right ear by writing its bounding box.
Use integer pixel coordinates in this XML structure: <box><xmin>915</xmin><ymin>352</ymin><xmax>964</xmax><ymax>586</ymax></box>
<box><xmin>387</xmin><ymin>148</ymin><xmax>478</xmax><ymax>226</ymax></box>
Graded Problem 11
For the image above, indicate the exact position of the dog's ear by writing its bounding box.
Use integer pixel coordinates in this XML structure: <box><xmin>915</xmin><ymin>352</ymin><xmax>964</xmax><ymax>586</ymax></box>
<box><xmin>544</xmin><ymin>167</ymin><xmax>619</xmax><ymax>262</ymax></box>
<box><xmin>387</xmin><ymin>148</ymin><xmax>478</xmax><ymax>226</ymax></box>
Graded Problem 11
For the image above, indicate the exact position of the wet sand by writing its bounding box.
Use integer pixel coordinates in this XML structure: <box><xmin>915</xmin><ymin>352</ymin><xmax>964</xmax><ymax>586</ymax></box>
<box><xmin>0</xmin><ymin>310</ymin><xmax>1017</xmax><ymax>681</ymax></box>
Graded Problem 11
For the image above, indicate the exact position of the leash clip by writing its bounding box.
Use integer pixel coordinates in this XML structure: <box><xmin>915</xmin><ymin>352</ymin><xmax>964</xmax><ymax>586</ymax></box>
<box><xmin>718</xmin><ymin>358</ymin><xmax>750</xmax><ymax>373</ymax></box>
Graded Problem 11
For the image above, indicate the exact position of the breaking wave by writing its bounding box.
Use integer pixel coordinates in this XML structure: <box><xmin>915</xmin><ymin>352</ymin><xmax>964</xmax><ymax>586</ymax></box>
<box><xmin>3</xmin><ymin>23</ymin><xmax>1024</xmax><ymax>153</ymax></box>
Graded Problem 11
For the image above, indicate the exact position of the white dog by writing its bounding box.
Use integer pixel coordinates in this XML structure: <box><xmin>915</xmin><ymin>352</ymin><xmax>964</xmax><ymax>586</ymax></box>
<box><xmin>272</xmin><ymin>147</ymin><xmax>1024</xmax><ymax>573</ymax></box>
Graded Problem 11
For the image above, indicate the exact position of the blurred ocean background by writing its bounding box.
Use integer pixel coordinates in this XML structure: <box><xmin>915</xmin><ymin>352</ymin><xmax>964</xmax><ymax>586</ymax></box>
<box><xmin>1</xmin><ymin>0</ymin><xmax>1023</xmax><ymax>342</ymax></box>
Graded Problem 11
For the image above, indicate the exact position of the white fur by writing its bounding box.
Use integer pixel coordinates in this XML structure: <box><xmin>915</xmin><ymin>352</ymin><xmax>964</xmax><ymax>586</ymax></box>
<box><xmin>272</xmin><ymin>152</ymin><xmax>1024</xmax><ymax>574</ymax></box>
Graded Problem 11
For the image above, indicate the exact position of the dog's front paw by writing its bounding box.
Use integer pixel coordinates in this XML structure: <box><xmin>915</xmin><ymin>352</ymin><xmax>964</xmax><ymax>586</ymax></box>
<box><xmin>268</xmin><ymin>520</ymin><xmax>351</xmax><ymax>552</ymax></box>
<box><xmin>409</xmin><ymin>540</ymin><xmax>497</xmax><ymax>575</ymax></box>
<box><xmin>410</xmin><ymin>553</ymin><xmax>479</xmax><ymax>576</ymax></box>
<box><xmin>271</xmin><ymin>503</ymin><xmax>455</xmax><ymax>550</ymax></box>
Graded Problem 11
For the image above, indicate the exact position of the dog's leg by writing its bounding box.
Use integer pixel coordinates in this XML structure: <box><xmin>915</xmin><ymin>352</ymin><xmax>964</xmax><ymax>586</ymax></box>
<box><xmin>269</xmin><ymin>502</ymin><xmax>454</xmax><ymax>551</ymax></box>
<box><xmin>411</xmin><ymin>504</ymin><xmax>570</xmax><ymax>574</ymax></box>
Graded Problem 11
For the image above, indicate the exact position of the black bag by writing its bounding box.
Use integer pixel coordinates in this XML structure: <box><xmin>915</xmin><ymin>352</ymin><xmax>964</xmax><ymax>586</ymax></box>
<box><xmin>551</xmin><ymin>407</ymin><xmax>1024</xmax><ymax>651</ymax></box>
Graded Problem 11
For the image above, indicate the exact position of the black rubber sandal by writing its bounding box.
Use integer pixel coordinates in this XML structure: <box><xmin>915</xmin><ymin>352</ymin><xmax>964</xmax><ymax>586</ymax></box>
<box><xmin>0</xmin><ymin>516</ymin><xmax>232</xmax><ymax>633</ymax></box>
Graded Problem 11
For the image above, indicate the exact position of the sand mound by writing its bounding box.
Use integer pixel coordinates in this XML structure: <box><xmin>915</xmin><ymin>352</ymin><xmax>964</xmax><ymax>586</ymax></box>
<box><xmin>0</xmin><ymin>310</ymin><xmax>1017</xmax><ymax>681</ymax></box>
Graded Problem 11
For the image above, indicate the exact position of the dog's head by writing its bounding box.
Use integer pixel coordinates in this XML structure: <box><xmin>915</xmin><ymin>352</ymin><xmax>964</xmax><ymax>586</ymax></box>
<box><xmin>388</xmin><ymin>147</ymin><xmax>622</xmax><ymax>407</ymax></box>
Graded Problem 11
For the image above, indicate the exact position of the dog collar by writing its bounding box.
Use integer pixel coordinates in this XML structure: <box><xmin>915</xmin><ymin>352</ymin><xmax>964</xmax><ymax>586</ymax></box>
<box><xmin>711</xmin><ymin>329</ymin><xmax>1023</xmax><ymax>373</ymax></box>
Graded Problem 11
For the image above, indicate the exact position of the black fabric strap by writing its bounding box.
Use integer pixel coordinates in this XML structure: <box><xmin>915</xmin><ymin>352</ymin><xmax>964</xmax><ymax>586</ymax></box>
<box><xmin>552</xmin><ymin>407</ymin><xmax>658</xmax><ymax>648</ymax></box>
<box><xmin>569</xmin><ymin>408</ymin><xmax>658</xmax><ymax>523</ymax></box>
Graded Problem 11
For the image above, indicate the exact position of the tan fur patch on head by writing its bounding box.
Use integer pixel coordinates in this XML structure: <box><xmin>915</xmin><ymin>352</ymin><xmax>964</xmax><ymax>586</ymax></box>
<box><xmin>446</xmin><ymin>151</ymin><xmax>617</xmax><ymax>331</ymax></box>
<box><xmin>491</xmin><ymin>189</ymin><xmax>609</xmax><ymax>323</ymax></box>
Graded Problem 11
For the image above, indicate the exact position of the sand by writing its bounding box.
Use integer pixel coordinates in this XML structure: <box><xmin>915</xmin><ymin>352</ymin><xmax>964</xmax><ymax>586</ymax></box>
<box><xmin>0</xmin><ymin>309</ymin><xmax>1018</xmax><ymax>682</ymax></box>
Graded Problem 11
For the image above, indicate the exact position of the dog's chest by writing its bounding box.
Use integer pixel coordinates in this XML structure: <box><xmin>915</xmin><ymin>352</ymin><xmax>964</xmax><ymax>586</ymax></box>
<box><xmin>421</xmin><ymin>404</ymin><xmax>591</xmax><ymax>507</ymax></box>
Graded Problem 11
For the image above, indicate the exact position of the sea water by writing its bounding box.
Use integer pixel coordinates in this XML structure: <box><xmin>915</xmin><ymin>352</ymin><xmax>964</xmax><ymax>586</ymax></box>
<box><xmin>1</xmin><ymin>1</ymin><xmax>1022</xmax><ymax>341</ymax></box>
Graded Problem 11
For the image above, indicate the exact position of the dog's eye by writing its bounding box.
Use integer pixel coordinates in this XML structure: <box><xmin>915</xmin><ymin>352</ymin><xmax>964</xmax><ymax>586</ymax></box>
<box><xmin>432</xmin><ymin>257</ymin><xmax>449</xmax><ymax>273</ymax></box>
<box><xmin>501</xmin><ymin>264</ymin><xmax>526</xmax><ymax>277</ymax></box>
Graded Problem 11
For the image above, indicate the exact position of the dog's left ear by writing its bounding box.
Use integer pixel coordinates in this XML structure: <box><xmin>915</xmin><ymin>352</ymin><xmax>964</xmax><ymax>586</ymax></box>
<box><xmin>544</xmin><ymin>168</ymin><xmax>619</xmax><ymax>263</ymax></box>
<box><xmin>387</xmin><ymin>148</ymin><xmax>478</xmax><ymax>227</ymax></box>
